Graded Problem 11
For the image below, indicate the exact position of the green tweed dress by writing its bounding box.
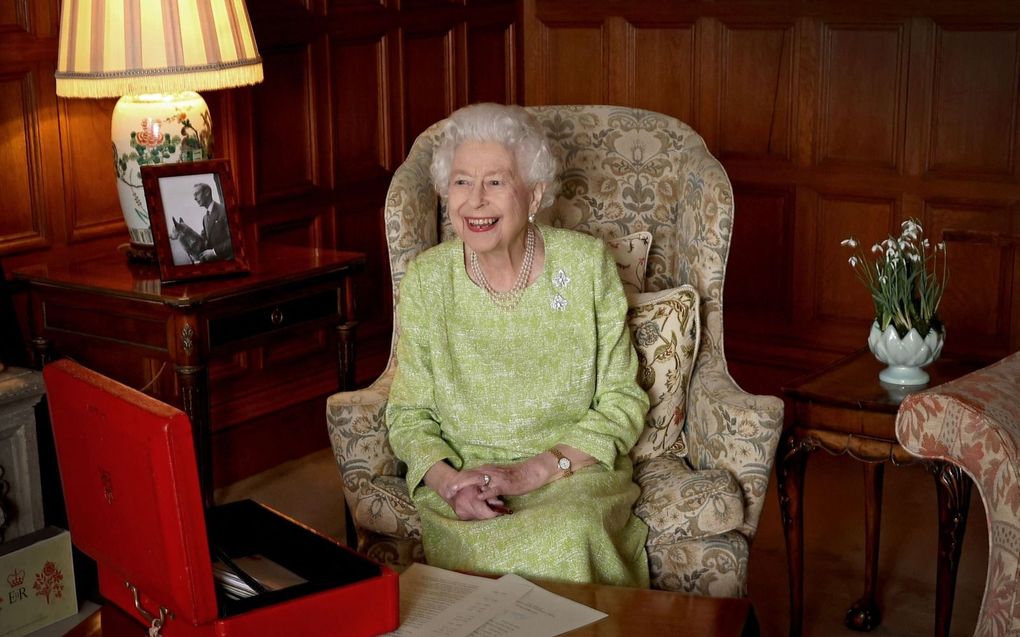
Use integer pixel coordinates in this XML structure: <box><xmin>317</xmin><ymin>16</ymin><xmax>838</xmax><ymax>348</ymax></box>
<box><xmin>386</xmin><ymin>225</ymin><xmax>650</xmax><ymax>587</ymax></box>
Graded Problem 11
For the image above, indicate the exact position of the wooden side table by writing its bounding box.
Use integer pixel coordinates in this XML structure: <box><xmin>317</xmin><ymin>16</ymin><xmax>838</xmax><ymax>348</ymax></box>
<box><xmin>777</xmin><ymin>349</ymin><xmax>980</xmax><ymax>637</ymax></box>
<box><xmin>14</xmin><ymin>244</ymin><xmax>364</xmax><ymax>505</ymax></box>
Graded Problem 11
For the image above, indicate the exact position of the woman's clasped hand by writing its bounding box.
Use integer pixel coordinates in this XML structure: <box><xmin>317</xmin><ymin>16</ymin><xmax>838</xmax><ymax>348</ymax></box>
<box><xmin>424</xmin><ymin>456</ymin><xmax>547</xmax><ymax>520</ymax></box>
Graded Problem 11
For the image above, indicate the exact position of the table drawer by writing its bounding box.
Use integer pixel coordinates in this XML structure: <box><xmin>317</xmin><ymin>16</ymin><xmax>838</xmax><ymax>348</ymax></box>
<box><xmin>208</xmin><ymin>289</ymin><xmax>337</xmax><ymax>347</ymax></box>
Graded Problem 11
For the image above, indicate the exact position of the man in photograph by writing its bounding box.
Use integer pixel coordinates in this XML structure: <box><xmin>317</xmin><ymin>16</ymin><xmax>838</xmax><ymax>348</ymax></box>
<box><xmin>193</xmin><ymin>181</ymin><xmax>233</xmax><ymax>262</ymax></box>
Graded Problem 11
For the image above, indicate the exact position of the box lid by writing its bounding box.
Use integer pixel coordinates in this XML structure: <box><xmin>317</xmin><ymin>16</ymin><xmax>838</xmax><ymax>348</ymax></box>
<box><xmin>43</xmin><ymin>359</ymin><xmax>219</xmax><ymax>624</ymax></box>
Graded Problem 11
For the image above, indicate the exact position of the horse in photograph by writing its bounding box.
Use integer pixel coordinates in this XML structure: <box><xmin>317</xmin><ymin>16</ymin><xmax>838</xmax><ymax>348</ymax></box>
<box><xmin>169</xmin><ymin>217</ymin><xmax>205</xmax><ymax>263</ymax></box>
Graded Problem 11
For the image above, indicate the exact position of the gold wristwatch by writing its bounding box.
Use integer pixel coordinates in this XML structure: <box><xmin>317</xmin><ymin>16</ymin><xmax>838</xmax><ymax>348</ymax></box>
<box><xmin>549</xmin><ymin>448</ymin><xmax>573</xmax><ymax>478</ymax></box>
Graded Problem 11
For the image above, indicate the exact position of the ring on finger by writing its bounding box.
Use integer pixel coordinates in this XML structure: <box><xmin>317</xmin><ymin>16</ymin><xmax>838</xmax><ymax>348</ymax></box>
<box><xmin>483</xmin><ymin>473</ymin><xmax>491</xmax><ymax>487</ymax></box>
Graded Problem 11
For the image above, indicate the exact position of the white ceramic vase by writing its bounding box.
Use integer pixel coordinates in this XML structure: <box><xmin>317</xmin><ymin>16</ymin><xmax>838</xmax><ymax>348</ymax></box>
<box><xmin>111</xmin><ymin>92</ymin><xmax>212</xmax><ymax>249</ymax></box>
<box><xmin>867</xmin><ymin>321</ymin><xmax>945</xmax><ymax>386</ymax></box>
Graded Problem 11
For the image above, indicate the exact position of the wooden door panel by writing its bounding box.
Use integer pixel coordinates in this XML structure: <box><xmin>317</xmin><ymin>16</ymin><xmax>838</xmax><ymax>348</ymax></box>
<box><xmin>630</xmin><ymin>23</ymin><xmax>695</xmax><ymax>123</ymax></box>
<box><xmin>333</xmin><ymin>35</ymin><xmax>390</xmax><ymax>182</ymax></box>
<box><xmin>58</xmin><ymin>96</ymin><xmax>123</xmax><ymax>241</ymax></box>
<box><xmin>819</xmin><ymin>23</ymin><xmax>906</xmax><ymax>168</ymax></box>
<box><xmin>0</xmin><ymin>72</ymin><xmax>43</xmax><ymax>246</ymax></box>
<box><xmin>467</xmin><ymin>23</ymin><xmax>515</xmax><ymax>104</ymax></box>
<box><xmin>926</xmin><ymin>202</ymin><xmax>1015</xmax><ymax>355</ymax></box>
<box><xmin>814</xmin><ymin>195</ymin><xmax>897</xmax><ymax>323</ymax></box>
<box><xmin>403</xmin><ymin>29</ymin><xmax>455</xmax><ymax>151</ymax></box>
<box><xmin>0</xmin><ymin>2</ymin><xmax>23</xmax><ymax>30</ymax></box>
<box><xmin>253</xmin><ymin>46</ymin><xmax>317</xmax><ymax>200</ymax></box>
<box><xmin>728</xmin><ymin>186</ymin><xmax>793</xmax><ymax>320</ymax></box>
<box><xmin>719</xmin><ymin>23</ymin><xmax>794</xmax><ymax>160</ymax></box>
<box><xmin>254</xmin><ymin>207</ymin><xmax>329</xmax><ymax>249</ymax></box>
<box><xmin>929</xmin><ymin>25</ymin><xmax>1020</xmax><ymax>176</ymax></box>
<box><xmin>541</xmin><ymin>25</ymin><xmax>605</xmax><ymax>105</ymax></box>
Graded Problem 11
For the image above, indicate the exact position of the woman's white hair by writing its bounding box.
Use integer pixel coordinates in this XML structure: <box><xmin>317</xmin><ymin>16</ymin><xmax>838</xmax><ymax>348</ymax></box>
<box><xmin>430</xmin><ymin>103</ymin><xmax>559</xmax><ymax>211</ymax></box>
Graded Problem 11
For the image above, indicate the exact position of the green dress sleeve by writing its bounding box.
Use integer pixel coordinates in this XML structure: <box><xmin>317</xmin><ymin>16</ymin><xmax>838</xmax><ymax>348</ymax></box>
<box><xmin>556</xmin><ymin>243</ymin><xmax>649</xmax><ymax>467</ymax></box>
<box><xmin>385</xmin><ymin>259</ymin><xmax>461</xmax><ymax>494</ymax></box>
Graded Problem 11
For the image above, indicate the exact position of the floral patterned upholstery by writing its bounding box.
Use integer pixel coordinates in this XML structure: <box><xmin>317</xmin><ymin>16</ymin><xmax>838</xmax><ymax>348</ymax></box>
<box><xmin>326</xmin><ymin>106</ymin><xmax>784</xmax><ymax>597</ymax></box>
<box><xmin>627</xmin><ymin>285</ymin><xmax>700</xmax><ymax>461</ymax></box>
<box><xmin>896</xmin><ymin>352</ymin><xmax>1020</xmax><ymax>636</ymax></box>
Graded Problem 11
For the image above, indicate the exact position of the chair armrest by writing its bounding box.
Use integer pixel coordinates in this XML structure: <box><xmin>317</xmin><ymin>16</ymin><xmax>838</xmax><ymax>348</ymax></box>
<box><xmin>895</xmin><ymin>352</ymin><xmax>1020</xmax><ymax>636</ymax></box>
<box><xmin>685</xmin><ymin>353</ymin><xmax>784</xmax><ymax>539</ymax></box>
<box><xmin>326</xmin><ymin>367</ymin><xmax>413</xmax><ymax>541</ymax></box>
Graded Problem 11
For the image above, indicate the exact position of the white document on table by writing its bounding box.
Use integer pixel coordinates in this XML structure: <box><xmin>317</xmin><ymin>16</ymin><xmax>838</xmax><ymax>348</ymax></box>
<box><xmin>466</xmin><ymin>574</ymin><xmax>607</xmax><ymax>637</ymax></box>
<box><xmin>382</xmin><ymin>563</ymin><xmax>607</xmax><ymax>637</ymax></box>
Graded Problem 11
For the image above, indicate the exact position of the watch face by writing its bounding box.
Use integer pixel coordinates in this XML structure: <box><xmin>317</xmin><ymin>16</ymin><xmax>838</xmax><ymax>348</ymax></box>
<box><xmin>558</xmin><ymin>457</ymin><xmax>571</xmax><ymax>471</ymax></box>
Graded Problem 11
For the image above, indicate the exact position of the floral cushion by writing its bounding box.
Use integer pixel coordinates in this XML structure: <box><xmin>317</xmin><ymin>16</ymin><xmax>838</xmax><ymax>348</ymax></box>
<box><xmin>627</xmin><ymin>286</ymin><xmax>700</xmax><ymax>462</ymax></box>
<box><xmin>605</xmin><ymin>231</ymin><xmax>652</xmax><ymax>294</ymax></box>
<box><xmin>633</xmin><ymin>456</ymin><xmax>744</xmax><ymax>544</ymax></box>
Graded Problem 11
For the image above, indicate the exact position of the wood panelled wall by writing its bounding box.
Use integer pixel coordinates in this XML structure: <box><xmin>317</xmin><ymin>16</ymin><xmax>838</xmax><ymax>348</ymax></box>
<box><xmin>4</xmin><ymin>0</ymin><xmax>1018</xmax><ymax>423</ymax></box>
<box><xmin>0</xmin><ymin>0</ymin><xmax>520</xmax><ymax>380</ymax></box>
<box><xmin>524</xmin><ymin>0</ymin><xmax>1020</xmax><ymax>380</ymax></box>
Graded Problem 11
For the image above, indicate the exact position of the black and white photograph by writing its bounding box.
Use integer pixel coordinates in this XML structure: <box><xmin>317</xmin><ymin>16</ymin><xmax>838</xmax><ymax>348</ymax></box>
<box><xmin>141</xmin><ymin>159</ymin><xmax>248</xmax><ymax>284</ymax></box>
<box><xmin>158</xmin><ymin>173</ymin><xmax>234</xmax><ymax>266</ymax></box>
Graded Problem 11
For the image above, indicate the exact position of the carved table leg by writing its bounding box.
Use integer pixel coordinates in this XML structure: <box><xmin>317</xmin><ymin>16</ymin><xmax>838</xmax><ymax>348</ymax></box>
<box><xmin>929</xmin><ymin>461</ymin><xmax>971</xmax><ymax>637</ymax></box>
<box><xmin>777</xmin><ymin>429</ymin><xmax>812</xmax><ymax>637</ymax></box>
<box><xmin>176</xmin><ymin>364</ymin><xmax>212</xmax><ymax>508</ymax></box>
<box><xmin>846</xmin><ymin>462</ymin><xmax>884</xmax><ymax>631</ymax></box>
<box><xmin>30</xmin><ymin>337</ymin><xmax>52</xmax><ymax>370</ymax></box>
<box><xmin>336</xmin><ymin>321</ymin><xmax>358</xmax><ymax>391</ymax></box>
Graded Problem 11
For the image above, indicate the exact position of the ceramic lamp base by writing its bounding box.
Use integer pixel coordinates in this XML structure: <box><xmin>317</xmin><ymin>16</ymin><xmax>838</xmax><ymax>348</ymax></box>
<box><xmin>878</xmin><ymin>365</ymin><xmax>930</xmax><ymax>386</ymax></box>
<box><xmin>111</xmin><ymin>92</ymin><xmax>212</xmax><ymax>258</ymax></box>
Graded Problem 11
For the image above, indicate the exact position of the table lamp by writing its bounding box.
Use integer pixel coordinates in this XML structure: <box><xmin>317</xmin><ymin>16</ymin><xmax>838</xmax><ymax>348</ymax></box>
<box><xmin>55</xmin><ymin>0</ymin><xmax>263</xmax><ymax>262</ymax></box>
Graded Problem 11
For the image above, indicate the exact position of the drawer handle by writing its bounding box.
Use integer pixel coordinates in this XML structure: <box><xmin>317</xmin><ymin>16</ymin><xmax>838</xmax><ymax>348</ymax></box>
<box><xmin>270</xmin><ymin>307</ymin><xmax>284</xmax><ymax>325</ymax></box>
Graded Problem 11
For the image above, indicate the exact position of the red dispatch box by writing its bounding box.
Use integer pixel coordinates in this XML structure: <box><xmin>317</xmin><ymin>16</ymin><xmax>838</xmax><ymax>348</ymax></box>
<box><xmin>42</xmin><ymin>360</ymin><xmax>399</xmax><ymax>637</ymax></box>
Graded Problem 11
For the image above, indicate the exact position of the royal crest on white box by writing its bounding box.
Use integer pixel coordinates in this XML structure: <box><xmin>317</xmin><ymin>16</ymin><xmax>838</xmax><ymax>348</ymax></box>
<box><xmin>0</xmin><ymin>527</ymin><xmax>77</xmax><ymax>637</ymax></box>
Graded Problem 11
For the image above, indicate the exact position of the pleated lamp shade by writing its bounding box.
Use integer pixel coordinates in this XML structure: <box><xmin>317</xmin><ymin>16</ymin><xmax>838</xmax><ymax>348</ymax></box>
<box><xmin>55</xmin><ymin>0</ymin><xmax>263</xmax><ymax>98</ymax></box>
<box><xmin>54</xmin><ymin>0</ymin><xmax>263</xmax><ymax>261</ymax></box>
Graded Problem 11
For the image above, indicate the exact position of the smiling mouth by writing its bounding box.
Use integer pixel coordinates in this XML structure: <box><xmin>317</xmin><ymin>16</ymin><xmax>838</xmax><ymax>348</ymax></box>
<box><xmin>466</xmin><ymin>217</ymin><xmax>498</xmax><ymax>231</ymax></box>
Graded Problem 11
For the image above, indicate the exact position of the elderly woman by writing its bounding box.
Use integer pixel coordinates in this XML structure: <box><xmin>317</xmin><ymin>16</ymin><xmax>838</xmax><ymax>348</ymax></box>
<box><xmin>385</xmin><ymin>103</ymin><xmax>650</xmax><ymax>587</ymax></box>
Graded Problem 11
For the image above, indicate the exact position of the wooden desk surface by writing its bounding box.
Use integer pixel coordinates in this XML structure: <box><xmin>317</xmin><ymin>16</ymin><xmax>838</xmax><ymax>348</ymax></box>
<box><xmin>13</xmin><ymin>244</ymin><xmax>364</xmax><ymax>306</ymax></box>
<box><xmin>782</xmin><ymin>348</ymin><xmax>982</xmax><ymax>415</ymax></box>
<box><xmin>540</xmin><ymin>579</ymin><xmax>754</xmax><ymax>636</ymax></box>
<box><xmin>67</xmin><ymin>580</ymin><xmax>755</xmax><ymax>637</ymax></box>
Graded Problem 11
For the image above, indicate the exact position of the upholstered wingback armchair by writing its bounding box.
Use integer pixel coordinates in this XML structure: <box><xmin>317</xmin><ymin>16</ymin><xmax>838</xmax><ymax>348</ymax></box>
<box><xmin>327</xmin><ymin>106</ymin><xmax>784</xmax><ymax>597</ymax></box>
<box><xmin>896</xmin><ymin>351</ymin><xmax>1020</xmax><ymax>636</ymax></box>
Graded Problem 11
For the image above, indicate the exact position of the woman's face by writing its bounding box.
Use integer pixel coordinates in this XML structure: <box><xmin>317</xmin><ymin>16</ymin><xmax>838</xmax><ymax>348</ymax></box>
<box><xmin>447</xmin><ymin>140</ymin><xmax>543</xmax><ymax>259</ymax></box>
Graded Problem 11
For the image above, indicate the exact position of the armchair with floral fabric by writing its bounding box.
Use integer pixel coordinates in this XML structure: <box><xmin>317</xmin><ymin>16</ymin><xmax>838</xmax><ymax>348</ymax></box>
<box><xmin>896</xmin><ymin>351</ymin><xmax>1020</xmax><ymax>636</ymax></box>
<box><xmin>326</xmin><ymin>105</ymin><xmax>784</xmax><ymax>597</ymax></box>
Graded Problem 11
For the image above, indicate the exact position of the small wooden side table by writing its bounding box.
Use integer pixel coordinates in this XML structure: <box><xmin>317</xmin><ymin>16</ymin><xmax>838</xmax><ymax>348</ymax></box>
<box><xmin>14</xmin><ymin>244</ymin><xmax>364</xmax><ymax>505</ymax></box>
<box><xmin>778</xmin><ymin>349</ymin><xmax>980</xmax><ymax>637</ymax></box>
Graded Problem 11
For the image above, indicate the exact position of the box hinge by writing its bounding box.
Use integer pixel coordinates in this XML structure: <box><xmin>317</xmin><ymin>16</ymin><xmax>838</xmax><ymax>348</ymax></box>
<box><xmin>126</xmin><ymin>581</ymin><xmax>175</xmax><ymax>637</ymax></box>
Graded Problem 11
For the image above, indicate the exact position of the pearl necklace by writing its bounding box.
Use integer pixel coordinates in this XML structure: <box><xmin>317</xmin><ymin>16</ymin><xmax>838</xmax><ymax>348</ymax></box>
<box><xmin>469</xmin><ymin>224</ymin><xmax>536</xmax><ymax>311</ymax></box>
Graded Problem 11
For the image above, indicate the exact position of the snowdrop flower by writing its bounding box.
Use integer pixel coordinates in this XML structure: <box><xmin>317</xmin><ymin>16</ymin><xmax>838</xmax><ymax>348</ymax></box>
<box><xmin>841</xmin><ymin>238</ymin><xmax>858</xmax><ymax>248</ymax></box>
<box><xmin>849</xmin><ymin>256</ymin><xmax>859</xmax><ymax>267</ymax></box>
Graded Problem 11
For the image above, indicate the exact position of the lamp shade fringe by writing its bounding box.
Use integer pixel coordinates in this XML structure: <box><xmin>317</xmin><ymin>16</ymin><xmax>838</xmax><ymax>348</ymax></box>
<box><xmin>56</xmin><ymin>62</ymin><xmax>263</xmax><ymax>99</ymax></box>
